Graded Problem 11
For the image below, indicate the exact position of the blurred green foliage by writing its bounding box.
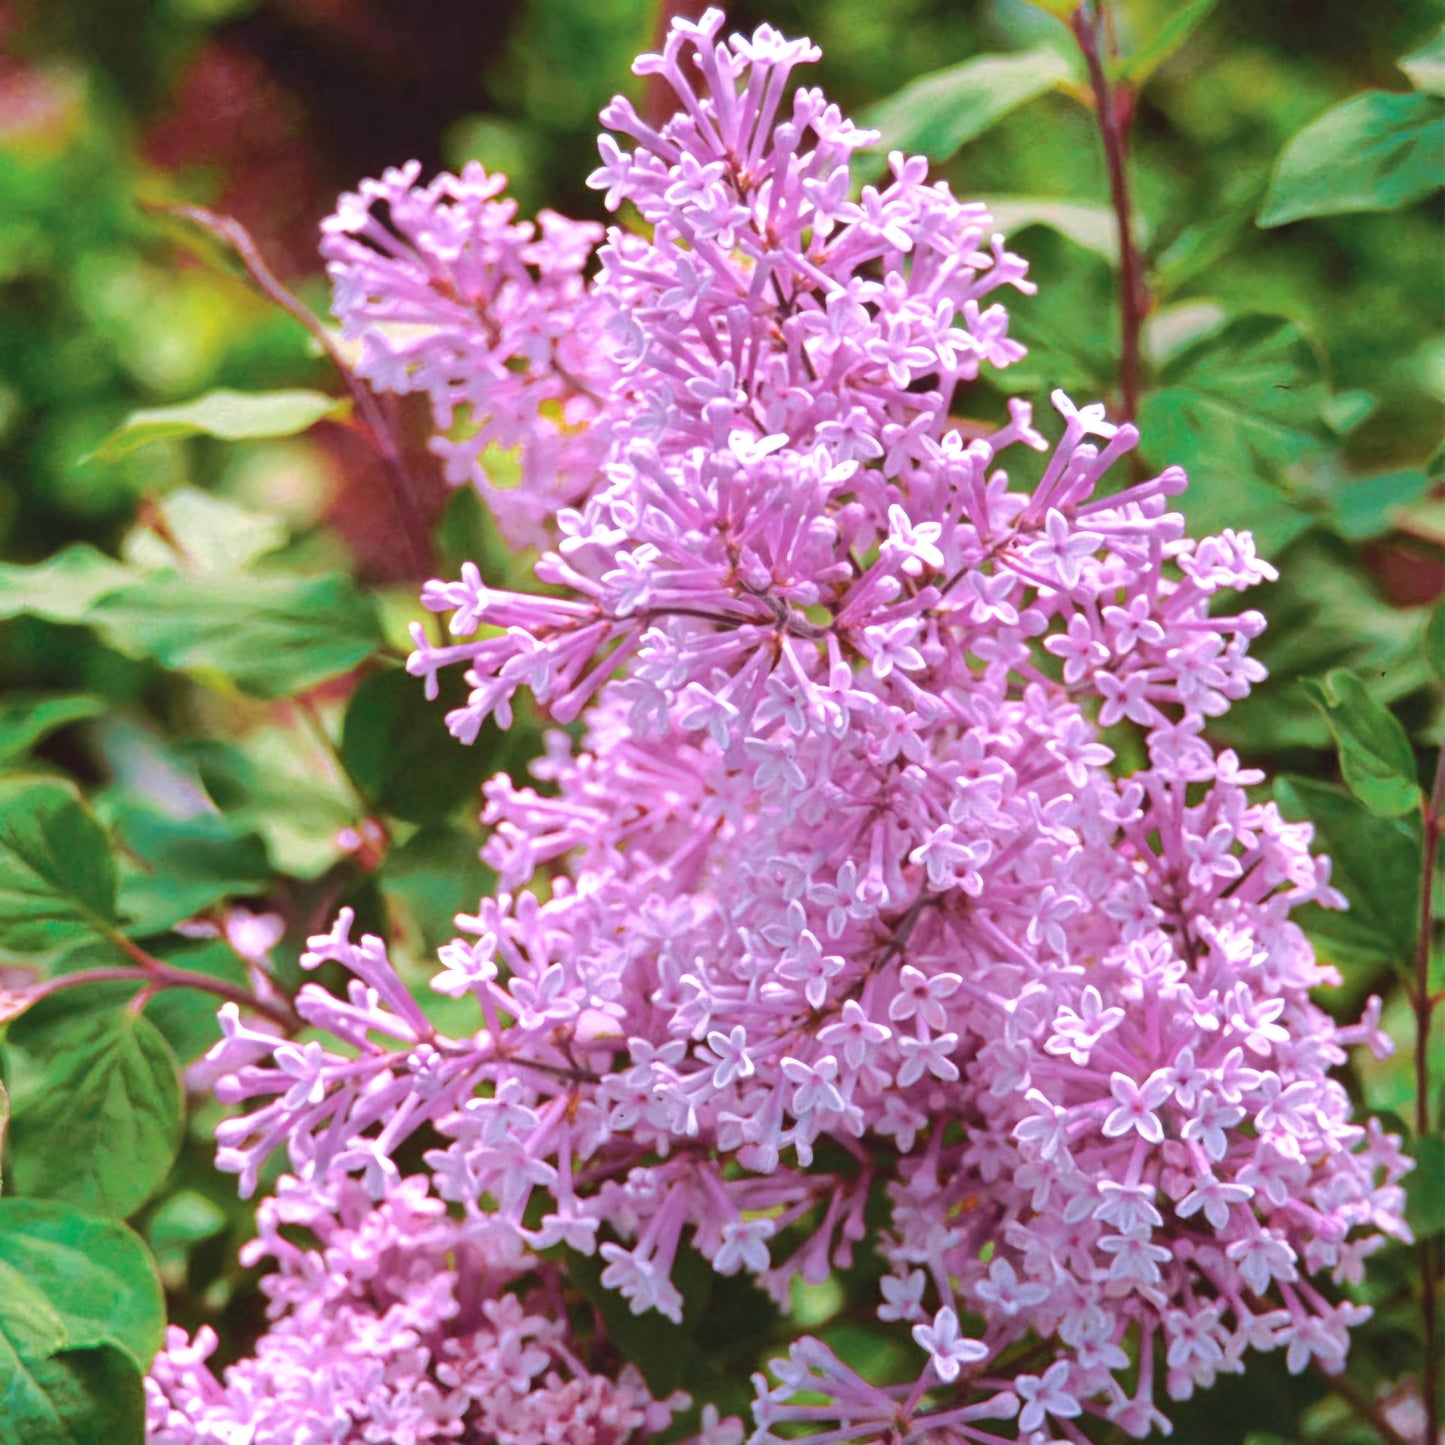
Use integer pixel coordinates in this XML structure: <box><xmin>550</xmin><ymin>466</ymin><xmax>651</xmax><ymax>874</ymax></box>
<box><xmin>0</xmin><ymin>1</ymin><xmax>1440</xmax><ymax>1441</ymax></box>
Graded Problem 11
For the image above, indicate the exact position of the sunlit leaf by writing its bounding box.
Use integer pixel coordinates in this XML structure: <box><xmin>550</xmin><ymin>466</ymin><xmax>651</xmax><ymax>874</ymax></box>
<box><xmin>1258</xmin><ymin>90</ymin><xmax>1445</xmax><ymax>227</ymax></box>
<box><xmin>984</xmin><ymin>196</ymin><xmax>1120</xmax><ymax>262</ymax></box>
<box><xmin>861</xmin><ymin>46</ymin><xmax>1078</xmax><ymax>164</ymax></box>
<box><xmin>120</xmin><ymin>488</ymin><xmax>288</xmax><ymax>575</ymax></box>
<box><xmin>0</xmin><ymin>547</ymin><xmax>135</xmax><ymax>626</ymax></box>
<box><xmin>90</xmin><ymin>388</ymin><xmax>347</xmax><ymax>462</ymax></box>
<box><xmin>1400</xmin><ymin>26</ymin><xmax>1445</xmax><ymax>97</ymax></box>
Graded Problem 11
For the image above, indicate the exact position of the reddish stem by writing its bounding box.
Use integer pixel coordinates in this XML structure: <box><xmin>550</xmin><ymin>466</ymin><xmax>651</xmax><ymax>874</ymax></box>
<box><xmin>144</xmin><ymin>199</ymin><xmax>433</xmax><ymax>579</ymax></box>
<box><xmin>1416</xmin><ymin>745</ymin><xmax>1444</xmax><ymax>1441</ymax></box>
<box><xmin>1071</xmin><ymin>5</ymin><xmax>1146</xmax><ymax>423</ymax></box>
<box><xmin>23</xmin><ymin>939</ymin><xmax>300</xmax><ymax>1034</ymax></box>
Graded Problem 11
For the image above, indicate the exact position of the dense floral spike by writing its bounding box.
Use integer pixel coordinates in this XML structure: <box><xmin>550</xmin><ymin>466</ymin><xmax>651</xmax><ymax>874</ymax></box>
<box><xmin>146</xmin><ymin>1177</ymin><xmax>692</xmax><ymax>1444</ymax></box>
<box><xmin>160</xmin><ymin>10</ymin><xmax>1410</xmax><ymax>1443</ymax></box>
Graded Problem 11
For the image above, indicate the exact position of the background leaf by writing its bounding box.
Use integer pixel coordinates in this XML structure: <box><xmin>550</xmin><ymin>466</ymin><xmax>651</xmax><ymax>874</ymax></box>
<box><xmin>90</xmin><ymin>388</ymin><xmax>347</xmax><ymax>462</ymax></box>
<box><xmin>119</xmin><ymin>489</ymin><xmax>288</xmax><ymax>575</ymax></box>
<box><xmin>89</xmin><ymin>573</ymin><xmax>382</xmax><ymax>698</ymax></box>
<box><xmin>1111</xmin><ymin>0</ymin><xmax>1220</xmax><ymax>88</ymax></box>
<box><xmin>340</xmin><ymin>667</ymin><xmax>503</xmax><ymax>824</ymax></box>
<box><xmin>4</xmin><ymin>988</ymin><xmax>183</xmax><ymax>1218</ymax></box>
<box><xmin>1138</xmin><ymin>314</ymin><xmax>1327</xmax><ymax>553</ymax></box>
<box><xmin>113</xmin><ymin>808</ymin><xmax>271</xmax><ymax>935</ymax></box>
<box><xmin>861</xmin><ymin>46</ymin><xmax>1077</xmax><ymax>164</ymax></box>
<box><xmin>2</xmin><ymin>1344</ymin><xmax>146</xmax><ymax>1445</ymax></box>
<box><xmin>0</xmin><ymin>548</ymin><xmax>136</xmax><ymax>626</ymax></box>
<box><xmin>1274</xmin><ymin>776</ymin><xmax>1422</xmax><ymax>966</ymax></box>
<box><xmin>0</xmin><ymin>696</ymin><xmax>105</xmax><ymax>766</ymax></box>
<box><xmin>1258</xmin><ymin>90</ymin><xmax>1445</xmax><ymax>226</ymax></box>
<box><xmin>1400</xmin><ymin>26</ymin><xmax>1445</xmax><ymax>96</ymax></box>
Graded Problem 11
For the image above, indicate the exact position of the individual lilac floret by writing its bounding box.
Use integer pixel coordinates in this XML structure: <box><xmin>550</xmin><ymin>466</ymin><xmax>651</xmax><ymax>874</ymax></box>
<box><xmin>168</xmin><ymin>10</ymin><xmax>1413</xmax><ymax>1445</ymax></box>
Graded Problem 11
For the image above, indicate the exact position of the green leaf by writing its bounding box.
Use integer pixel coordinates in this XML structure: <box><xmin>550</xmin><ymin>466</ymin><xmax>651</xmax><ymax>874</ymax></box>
<box><xmin>1111</xmin><ymin>0</ymin><xmax>1219</xmax><ymax>88</ymax></box>
<box><xmin>1274</xmin><ymin>776</ymin><xmax>1422</xmax><ymax>965</ymax></box>
<box><xmin>0</xmin><ymin>1201</ymin><xmax>164</xmax><ymax>1368</ymax></box>
<box><xmin>141</xmin><ymin>939</ymin><xmax>250</xmax><ymax>1063</ymax></box>
<box><xmin>114</xmin><ymin>808</ymin><xmax>270</xmax><ymax>935</ymax></box>
<box><xmin>1258</xmin><ymin>90</ymin><xmax>1445</xmax><ymax>227</ymax></box>
<box><xmin>1301</xmin><ymin>669</ymin><xmax>1422</xmax><ymax>817</ymax></box>
<box><xmin>382</xmin><ymin>825</ymin><xmax>492</xmax><ymax>962</ymax></box>
<box><xmin>0</xmin><ymin>1344</ymin><xmax>145</xmax><ymax>1445</ymax></box>
<box><xmin>1406</xmin><ymin>1135</ymin><xmax>1445</xmax><ymax>1236</ymax></box>
<box><xmin>1401</xmin><ymin>27</ymin><xmax>1445</xmax><ymax>97</ymax></box>
<box><xmin>5</xmin><ymin>990</ymin><xmax>183</xmax><ymax>1218</ymax></box>
<box><xmin>90</xmin><ymin>388</ymin><xmax>347</xmax><ymax>462</ymax></box>
<box><xmin>1138</xmin><ymin>314</ymin><xmax>1327</xmax><ymax>554</ymax></box>
<box><xmin>120</xmin><ymin>488</ymin><xmax>288</xmax><ymax>575</ymax></box>
<box><xmin>1320</xmin><ymin>388</ymin><xmax>1377</xmax><ymax>436</ymax></box>
<box><xmin>0</xmin><ymin>780</ymin><xmax>118</xmax><ymax>961</ymax></box>
<box><xmin>983</xmin><ymin>196</ymin><xmax>1121</xmax><ymax>262</ymax></box>
<box><xmin>1015</xmin><ymin>0</ymin><xmax>1075</xmax><ymax>17</ymax></box>
<box><xmin>861</xmin><ymin>46</ymin><xmax>1077</xmax><ymax>164</ymax></box>
<box><xmin>0</xmin><ymin>696</ymin><xmax>105</xmax><ymax>766</ymax></box>
<box><xmin>0</xmin><ymin>547</ymin><xmax>136</xmax><ymax>626</ymax></box>
<box><xmin>340</xmin><ymin>668</ymin><xmax>501</xmax><ymax>824</ymax></box>
<box><xmin>1328</xmin><ymin>467</ymin><xmax>1431</xmax><ymax>541</ymax></box>
<box><xmin>0</xmin><ymin>1263</ymin><xmax>144</xmax><ymax>1445</ymax></box>
<box><xmin>1426</xmin><ymin>602</ymin><xmax>1445</xmax><ymax>685</ymax></box>
<box><xmin>89</xmin><ymin>573</ymin><xmax>382</xmax><ymax>698</ymax></box>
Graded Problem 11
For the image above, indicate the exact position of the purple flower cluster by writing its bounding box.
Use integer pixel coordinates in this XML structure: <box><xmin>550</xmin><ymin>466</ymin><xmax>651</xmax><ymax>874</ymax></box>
<box><xmin>146</xmin><ymin>1175</ymin><xmax>691</xmax><ymax>1444</ymax></box>
<box><xmin>151</xmin><ymin>10</ymin><xmax>1411</xmax><ymax>1441</ymax></box>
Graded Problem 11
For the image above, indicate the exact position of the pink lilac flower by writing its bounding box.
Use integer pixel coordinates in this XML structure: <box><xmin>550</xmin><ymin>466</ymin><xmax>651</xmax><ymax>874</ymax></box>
<box><xmin>158</xmin><ymin>10</ymin><xmax>1412</xmax><ymax>1444</ymax></box>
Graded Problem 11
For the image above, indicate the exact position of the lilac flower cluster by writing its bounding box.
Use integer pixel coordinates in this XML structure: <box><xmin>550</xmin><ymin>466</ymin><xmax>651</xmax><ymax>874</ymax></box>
<box><xmin>146</xmin><ymin>1175</ymin><xmax>690</xmax><ymax>1444</ymax></box>
<box><xmin>151</xmin><ymin>10</ymin><xmax>1411</xmax><ymax>1441</ymax></box>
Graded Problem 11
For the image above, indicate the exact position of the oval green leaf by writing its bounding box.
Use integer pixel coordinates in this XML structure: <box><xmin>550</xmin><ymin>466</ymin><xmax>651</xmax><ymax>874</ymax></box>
<box><xmin>0</xmin><ymin>1201</ymin><xmax>164</xmax><ymax>1368</ymax></box>
<box><xmin>1258</xmin><ymin>90</ymin><xmax>1445</xmax><ymax>227</ymax></box>
<box><xmin>1300</xmin><ymin>668</ymin><xmax>1423</xmax><ymax>817</ymax></box>
<box><xmin>0</xmin><ymin>780</ymin><xmax>118</xmax><ymax>961</ymax></box>
<box><xmin>4</xmin><ymin>990</ymin><xmax>183</xmax><ymax>1219</ymax></box>
<box><xmin>0</xmin><ymin>1341</ymin><xmax>146</xmax><ymax>1445</ymax></box>
<box><xmin>1274</xmin><ymin>775</ymin><xmax>1422</xmax><ymax>965</ymax></box>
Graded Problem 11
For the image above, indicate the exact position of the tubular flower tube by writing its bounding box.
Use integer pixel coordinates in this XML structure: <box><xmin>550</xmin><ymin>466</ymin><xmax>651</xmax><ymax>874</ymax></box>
<box><xmin>157</xmin><ymin>10</ymin><xmax>1410</xmax><ymax>1443</ymax></box>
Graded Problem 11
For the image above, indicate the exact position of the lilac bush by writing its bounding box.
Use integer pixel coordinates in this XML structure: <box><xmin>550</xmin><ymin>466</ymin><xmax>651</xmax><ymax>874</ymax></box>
<box><xmin>147</xmin><ymin>11</ymin><xmax>1413</xmax><ymax>1441</ymax></box>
